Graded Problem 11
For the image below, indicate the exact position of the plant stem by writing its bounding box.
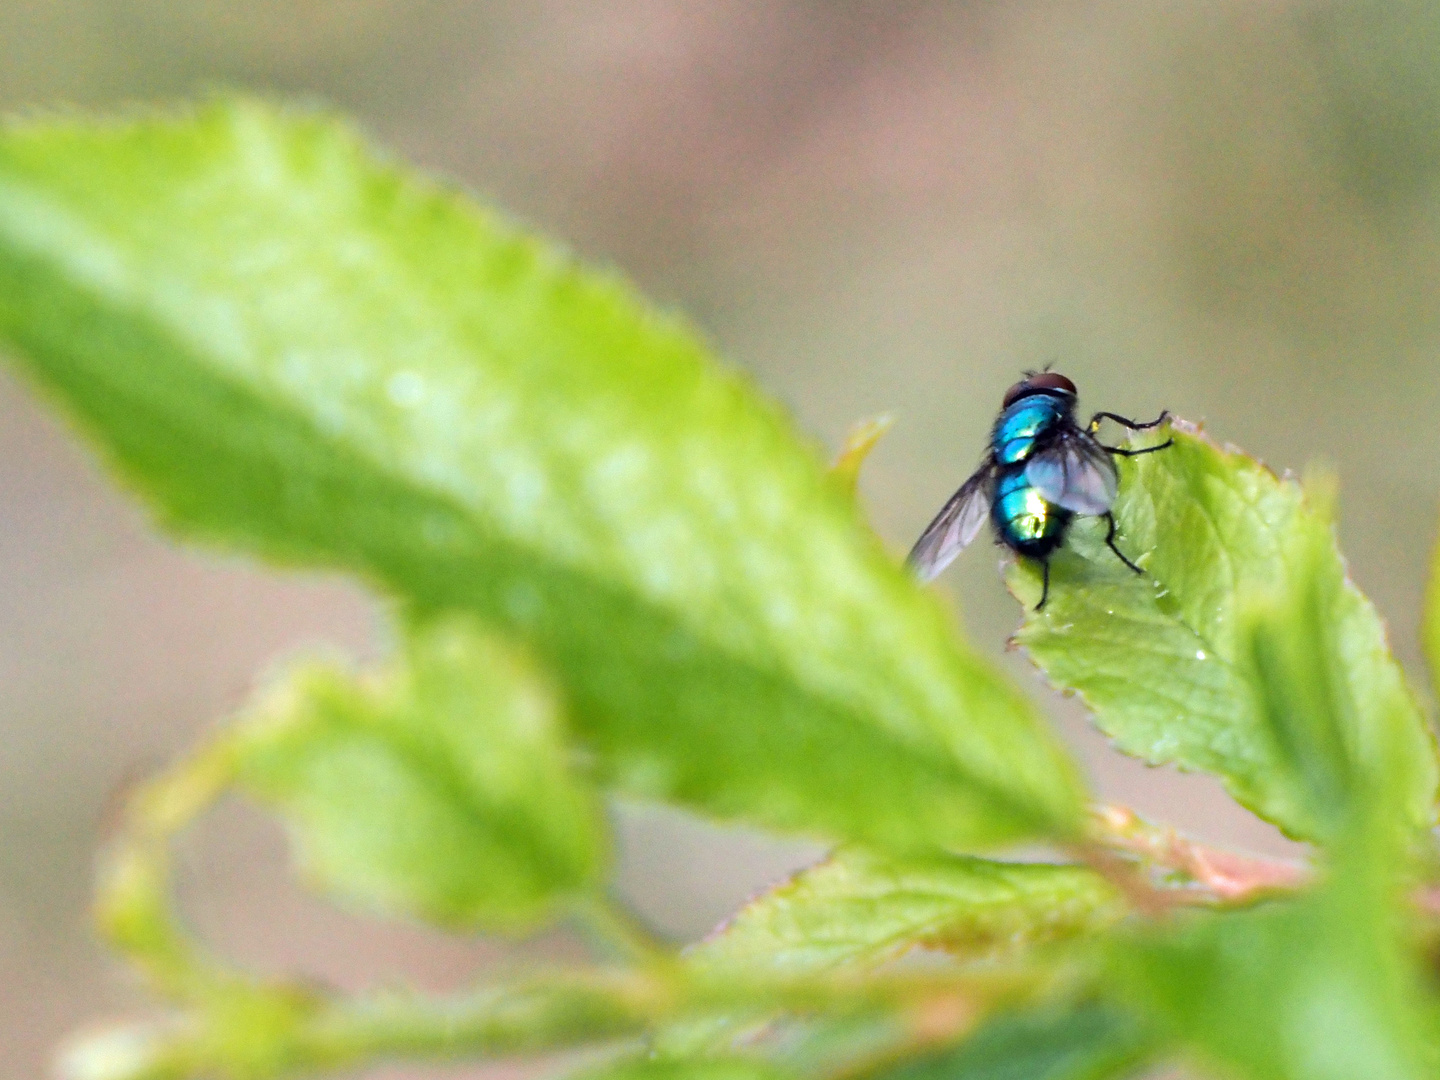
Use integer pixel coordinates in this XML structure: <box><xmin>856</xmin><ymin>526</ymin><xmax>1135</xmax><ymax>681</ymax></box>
<box><xmin>59</xmin><ymin>966</ymin><xmax>1036</xmax><ymax>1080</ymax></box>
<box><xmin>1088</xmin><ymin>805</ymin><xmax>1309</xmax><ymax>902</ymax></box>
<box><xmin>94</xmin><ymin>735</ymin><xmax>244</xmax><ymax>999</ymax></box>
<box><xmin>576</xmin><ymin>894</ymin><xmax>674</xmax><ymax>966</ymax></box>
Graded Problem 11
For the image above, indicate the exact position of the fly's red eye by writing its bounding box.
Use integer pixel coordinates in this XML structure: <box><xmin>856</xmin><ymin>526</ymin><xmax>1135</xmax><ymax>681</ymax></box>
<box><xmin>1002</xmin><ymin>372</ymin><xmax>1077</xmax><ymax>407</ymax></box>
<box><xmin>1027</xmin><ymin>372</ymin><xmax>1077</xmax><ymax>395</ymax></box>
<box><xmin>1001</xmin><ymin>382</ymin><xmax>1031</xmax><ymax>407</ymax></box>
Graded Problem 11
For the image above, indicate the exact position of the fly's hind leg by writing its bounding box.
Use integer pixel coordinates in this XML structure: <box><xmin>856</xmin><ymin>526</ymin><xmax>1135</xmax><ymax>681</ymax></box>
<box><xmin>1035</xmin><ymin>559</ymin><xmax>1052</xmax><ymax>611</ymax></box>
<box><xmin>1103</xmin><ymin>512</ymin><xmax>1144</xmax><ymax>574</ymax></box>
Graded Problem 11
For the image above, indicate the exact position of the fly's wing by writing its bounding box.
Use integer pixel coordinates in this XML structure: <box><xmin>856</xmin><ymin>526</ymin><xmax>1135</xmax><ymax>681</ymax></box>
<box><xmin>1023</xmin><ymin>428</ymin><xmax>1118</xmax><ymax>515</ymax></box>
<box><xmin>907</xmin><ymin>465</ymin><xmax>993</xmax><ymax>583</ymax></box>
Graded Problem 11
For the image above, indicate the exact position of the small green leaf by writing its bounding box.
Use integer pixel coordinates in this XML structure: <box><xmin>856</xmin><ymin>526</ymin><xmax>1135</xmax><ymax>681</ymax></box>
<box><xmin>1011</xmin><ymin>422</ymin><xmax>1437</xmax><ymax>841</ymax></box>
<box><xmin>690</xmin><ymin>848</ymin><xmax>1123</xmax><ymax>976</ymax></box>
<box><xmin>862</xmin><ymin>1003</ymin><xmax>1153</xmax><ymax>1080</ymax></box>
<box><xmin>232</xmin><ymin>617</ymin><xmax>603</xmax><ymax>930</ymax></box>
<box><xmin>1111</xmin><ymin>845</ymin><xmax>1434</xmax><ymax>1080</ymax></box>
<box><xmin>0</xmin><ymin>99</ymin><xmax>1084</xmax><ymax>853</ymax></box>
<box><xmin>831</xmin><ymin>413</ymin><xmax>895</xmax><ymax>498</ymax></box>
<box><xmin>664</xmin><ymin>851</ymin><xmax>1122</xmax><ymax>1066</ymax></box>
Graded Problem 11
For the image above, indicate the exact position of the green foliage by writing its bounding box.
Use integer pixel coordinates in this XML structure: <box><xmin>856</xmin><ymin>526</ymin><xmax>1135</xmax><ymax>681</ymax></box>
<box><xmin>0</xmin><ymin>99</ymin><xmax>1082</xmax><ymax>855</ymax></box>
<box><xmin>0</xmin><ymin>99</ymin><xmax>1438</xmax><ymax>1080</ymax></box>
<box><xmin>1112</xmin><ymin>843</ymin><xmax>1432</xmax><ymax>1080</ymax></box>
<box><xmin>232</xmin><ymin>617</ymin><xmax>603</xmax><ymax>931</ymax></box>
<box><xmin>690</xmin><ymin>848</ymin><xmax>1122</xmax><ymax>975</ymax></box>
<box><xmin>1099</xmin><ymin>513</ymin><xmax>1439</xmax><ymax>1078</ymax></box>
<box><xmin>1234</xmin><ymin>483</ymin><xmax>1428</xmax><ymax>838</ymax></box>
<box><xmin>1011</xmin><ymin>424</ymin><xmax>1438</xmax><ymax>842</ymax></box>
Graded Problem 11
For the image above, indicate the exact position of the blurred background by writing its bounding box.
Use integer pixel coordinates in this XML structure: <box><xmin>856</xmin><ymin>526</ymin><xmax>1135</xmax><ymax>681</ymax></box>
<box><xmin>3</xmin><ymin>2</ymin><xmax>1440</xmax><ymax>1077</ymax></box>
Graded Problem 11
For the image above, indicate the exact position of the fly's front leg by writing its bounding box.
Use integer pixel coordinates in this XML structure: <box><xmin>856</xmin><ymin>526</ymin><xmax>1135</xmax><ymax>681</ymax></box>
<box><xmin>1088</xmin><ymin>409</ymin><xmax>1170</xmax><ymax>434</ymax></box>
<box><xmin>1090</xmin><ymin>409</ymin><xmax>1173</xmax><ymax>455</ymax></box>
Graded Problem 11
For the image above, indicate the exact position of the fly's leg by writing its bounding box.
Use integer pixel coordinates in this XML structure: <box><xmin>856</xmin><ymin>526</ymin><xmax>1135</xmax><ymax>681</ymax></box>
<box><xmin>1035</xmin><ymin>559</ymin><xmax>1052</xmax><ymax>610</ymax></box>
<box><xmin>1088</xmin><ymin>409</ymin><xmax>1169</xmax><ymax>434</ymax></box>
<box><xmin>1091</xmin><ymin>410</ymin><xmax>1173</xmax><ymax>456</ymax></box>
<box><xmin>1103</xmin><ymin>512</ymin><xmax>1144</xmax><ymax>574</ymax></box>
<box><xmin>1103</xmin><ymin>439</ymin><xmax>1173</xmax><ymax>457</ymax></box>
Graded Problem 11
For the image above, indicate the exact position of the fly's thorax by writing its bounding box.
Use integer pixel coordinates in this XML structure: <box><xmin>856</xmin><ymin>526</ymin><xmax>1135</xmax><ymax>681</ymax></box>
<box><xmin>992</xmin><ymin>464</ymin><xmax>1071</xmax><ymax>556</ymax></box>
<box><xmin>991</xmin><ymin>391</ymin><xmax>1075</xmax><ymax>465</ymax></box>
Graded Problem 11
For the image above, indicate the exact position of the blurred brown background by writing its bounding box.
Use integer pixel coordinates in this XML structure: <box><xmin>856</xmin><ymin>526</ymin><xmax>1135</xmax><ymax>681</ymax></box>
<box><xmin>3</xmin><ymin>2</ymin><xmax>1440</xmax><ymax>1077</ymax></box>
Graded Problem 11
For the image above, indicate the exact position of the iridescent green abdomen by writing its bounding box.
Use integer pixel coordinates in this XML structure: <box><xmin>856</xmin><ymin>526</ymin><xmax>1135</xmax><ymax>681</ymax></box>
<box><xmin>992</xmin><ymin>466</ymin><xmax>1072</xmax><ymax>557</ymax></box>
<box><xmin>989</xmin><ymin>392</ymin><xmax>1074</xmax><ymax>558</ymax></box>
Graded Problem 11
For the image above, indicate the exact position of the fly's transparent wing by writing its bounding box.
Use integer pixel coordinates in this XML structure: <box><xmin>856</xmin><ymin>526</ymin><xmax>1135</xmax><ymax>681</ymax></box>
<box><xmin>907</xmin><ymin>466</ymin><xmax>993</xmax><ymax>583</ymax></box>
<box><xmin>1024</xmin><ymin>429</ymin><xmax>1118</xmax><ymax>515</ymax></box>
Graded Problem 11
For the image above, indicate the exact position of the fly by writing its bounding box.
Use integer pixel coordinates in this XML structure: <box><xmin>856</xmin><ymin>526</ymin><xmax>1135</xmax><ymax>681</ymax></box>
<box><xmin>907</xmin><ymin>371</ymin><xmax>1171</xmax><ymax>608</ymax></box>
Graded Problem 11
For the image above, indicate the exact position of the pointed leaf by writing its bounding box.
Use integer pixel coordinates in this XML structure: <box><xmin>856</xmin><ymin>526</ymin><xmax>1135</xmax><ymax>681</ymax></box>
<box><xmin>0</xmin><ymin>100</ymin><xmax>1083</xmax><ymax>853</ymax></box>
<box><xmin>831</xmin><ymin>413</ymin><xmax>894</xmax><ymax>498</ymax></box>
<box><xmin>232</xmin><ymin>617</ymin><xmax>603</xmax><ymax>930</ymax></box>
<box><xmin>1010</xmin><ymin>422</ymin><xmax>1436</xmax><ymax>841</ymax></box>
<box><xmin>690</xmin><ymin>848</ymin><xmax>1123</xmax><ymax>976</ymax></box>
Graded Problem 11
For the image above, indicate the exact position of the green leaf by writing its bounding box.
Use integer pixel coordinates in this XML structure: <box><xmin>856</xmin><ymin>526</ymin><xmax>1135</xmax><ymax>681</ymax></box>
<box><xmin>1111</xmin><ymin>844</ymin><xmax>1434</xmax><ymax>1080</ymax></box>
<box><xmin>690</xmin><ymin>848</ymin><xmax>1124</xmax><ymax>976</ymax></box>
<box><xmin>1067</xmin><ymin>466</ymin><xmax>1438</xmax><ymax>1079</ymax></box>
<box><xmin>231</xmin><ymin>617</ymin><xmax>603</xmax><ymax>930</ymax></box>
<box><xmin>862</xmin><ymin>1003</ymin><xmax>1153</xmax><ymax>1080</ymax></box>
<box><xmin>1235</xmin><ymin>479</ymin><xmax>1432</xmax><ymax>836</ymax></box>
<box><xmin>831</xmin><ymin>413</ymin><xmax>894</xmax><ymax>498</ymax></box>
<box><xmin>0</xmin><ymin>99</ymin><xmax>1084</xmax><ymax>853</ymax></box>
<box><xmin>1010</xmin><ymin>422</ymin><xmax>1436</xmax><ymax>842</ymax></box>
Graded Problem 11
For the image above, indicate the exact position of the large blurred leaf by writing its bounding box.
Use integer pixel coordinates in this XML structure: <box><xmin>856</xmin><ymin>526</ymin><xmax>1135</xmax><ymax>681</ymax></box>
<box><xmin>864</xmin><ymin>1003</ymin><xmax>1153</xmax><ymax>1080</ymax></box>
<box><xmin>232</xmin><ymin>617</ymin><xmax>602</xmax><ymax>930</ymax></box>
<box><xmin>691</xmin><ymin>848</ymin><xmax>1123</xmax><ymax>976</ymax></box>
<box><xmin>1011</xmin><ymin>422</ymin><xmax>1436</xmax><ymax>841</ymax></box>
<box><xmin>0</xmin><ymin>99</ymin><xmax>1084</xmax><ymax>851</ymax></box>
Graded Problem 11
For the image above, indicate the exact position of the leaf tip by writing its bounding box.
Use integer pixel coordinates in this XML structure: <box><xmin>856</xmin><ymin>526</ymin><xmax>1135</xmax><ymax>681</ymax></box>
<box><xmin>830</xmin><ymin>411</ymin><xmax>896</xmax><ymax>497</ymax></box>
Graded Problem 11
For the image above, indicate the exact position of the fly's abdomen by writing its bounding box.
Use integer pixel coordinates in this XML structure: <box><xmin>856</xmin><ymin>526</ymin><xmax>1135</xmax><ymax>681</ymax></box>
<box><xmin>992</xmin><ymin>466</ymin><xmax>1071</xmax><ymax>557</ymax></box>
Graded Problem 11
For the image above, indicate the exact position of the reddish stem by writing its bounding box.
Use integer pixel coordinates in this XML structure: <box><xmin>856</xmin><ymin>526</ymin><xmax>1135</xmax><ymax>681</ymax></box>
<box><xmin>1089</xmin><ymin>805</ymin><xmax>1310</xmax><ymax>903</ymax></box>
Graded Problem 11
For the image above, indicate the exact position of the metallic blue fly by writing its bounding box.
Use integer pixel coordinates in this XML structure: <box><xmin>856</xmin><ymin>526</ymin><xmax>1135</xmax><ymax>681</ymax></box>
<box><xmin>907</xmin><ymin>372</ymin><xmax>1171</xmax><ymax>608</ymax></box>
